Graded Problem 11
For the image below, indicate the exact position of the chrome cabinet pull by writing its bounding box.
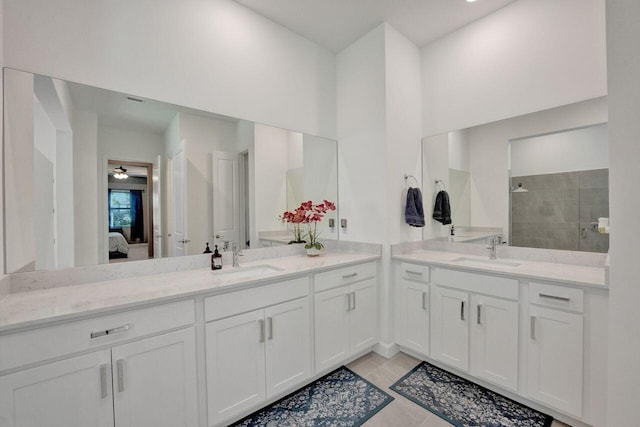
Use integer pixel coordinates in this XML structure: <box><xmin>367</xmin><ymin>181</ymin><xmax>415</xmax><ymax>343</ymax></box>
<box><xmin>351</xmin><ymin>292</ymin><xmax>356</xmax><ymax>310</ymax></box>
<box><xmin>90</xmin><ymin>324</ymin><xmax>130</xmax><ymax>339</ymax></box>
<box><xmin>539</xmin><ymin>293</ymin><xmax>570</xmax><ymax>302</ymax></box>
<box><xmin>267</xmin><ymin>317</ymin><xmax>273</xmax><ymax>340</ymax></box>
<box><xmin>530</xmin><ymin>316</ymin><xmax>536</xmax><ymax>340</ymax></box>
<box><xmin>460</xmin><ymin>301</ymin><xmax>465</xmax><ymax>321</ymax></box>
<box><xmin>346</xmin><ymin>293</ymin><xmax>351</xmax><ymax>311</ymax></box>
<box><xmin>100</xmin><ymin>364</ymin><xmax>108</xmax><ymax>399</ymax></box>
<box><xmin>406</xmin><ymin>270</ymin><xmax>422</xmax><ymax>276</ymax></box>
<box><xmin>422</xmin><ymin>292</ymin><xmax>428</xmax><ymax>310</ymax></box>
<box><xmin>116</xmin><ymin>359</ymin><xmax>125</xmax><ymax>392</ymax></box>
<box><xmin>342</xmin><ymin>272</ymin><xmax>358</xmax><ymax>279</ymax></box>
<box><xmin>477</xmin><ymin>304</ymin><xmax>482</xmax><ymax>325</ymax></box>
<box><xmin>258</xmin><ymin>319</ymin><xmax>265</xmax><ymax>343</ymax></box>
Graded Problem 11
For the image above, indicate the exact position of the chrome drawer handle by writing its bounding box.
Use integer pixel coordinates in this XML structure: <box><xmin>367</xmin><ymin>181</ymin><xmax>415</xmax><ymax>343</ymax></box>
<box><xmin>90</xmin><ymin>324</ymin><xmax>130</xmax><ymax>339</ymax></box>
<box><xmin>422</xmin><ymin>292</ymin><xmax>428</xmax><ymax>310</ymax></box>
<box><xmin>477</xmin><ymin>304</ymin><xmax>482</xmax><ymax>325</ymax></box>
<box><xmin>259</xmin><ymin>319</ymin><xmax>265</xmax><ymax>343</ymax></box>
<box><xmin>100</xmin><ymin>364</ymin><xmax>109</xmax><ymax>399</ymax></box>
<box><xmin>351</xmin><ymin>292</ymin><xmax>356</xmax><ymax>310</ymax></box>
<box><xmin>460</xmin><ymin>301</ymin><xmax>465</xmax><ymax>321</ymax></box>
<box><xmin>539</xmin><ymin>293</ymin><xmax>570</xmax><ymax>302</ymax></box>
<box><xmin>116</xmin><ymin>359</ymin><xmax>125</xmax><ymax>392</ymax></box>
<box><xmin>530</xmin><ymin>315</ymin><xmax>537</xmax><ymax>340</ymax></box>
<box><xmin>342</xmin><ymin>272</ymin><xmax>358</xmax><ymax>279</ymax></box>
<box><xmin>406</xmin><ymin>270</ymin><xmax>423</xmax><ymax>276</ymax></box>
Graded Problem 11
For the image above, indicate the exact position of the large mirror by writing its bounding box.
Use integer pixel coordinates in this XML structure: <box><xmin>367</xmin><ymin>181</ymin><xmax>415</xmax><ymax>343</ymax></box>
<box><xmin>422</xmin><ymin>96</ymin><xmax>609</xmax><ymax>253</ymax></box>
<box><xmin>3</xmin><ymin>68</ymin><xmax>338</xmax><ymax>273</ymax></box>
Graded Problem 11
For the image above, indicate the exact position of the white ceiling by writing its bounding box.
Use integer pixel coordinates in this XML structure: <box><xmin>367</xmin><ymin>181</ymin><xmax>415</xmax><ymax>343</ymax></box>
<box><xmin>68</xmin><ymin>81</ymin><xmax>237</xmax><ymax>135</ymax></box>
<box><xmin>235</xmin><ymin>0</ymin><xmax>515</xmax><ymax>52</ymax></box>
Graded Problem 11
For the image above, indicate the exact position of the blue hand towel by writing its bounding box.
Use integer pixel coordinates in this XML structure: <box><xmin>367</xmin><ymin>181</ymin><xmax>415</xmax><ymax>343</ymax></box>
<box><xmin>405</xmin><ymin>187</ymin><xmax>425</xmax><ymax>227</ymax></box>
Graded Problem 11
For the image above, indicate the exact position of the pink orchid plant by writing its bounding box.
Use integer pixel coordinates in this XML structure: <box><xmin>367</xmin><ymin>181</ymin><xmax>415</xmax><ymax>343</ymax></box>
<box><xmin>281</xmin><ymin>200</ymin><xmax>336</xmax><ymax>249</ymax></box>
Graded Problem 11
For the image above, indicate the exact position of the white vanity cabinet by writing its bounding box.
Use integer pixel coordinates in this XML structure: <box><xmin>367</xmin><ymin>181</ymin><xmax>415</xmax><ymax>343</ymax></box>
<box><xmin>204</xmin><ymin>277</ymin><xmax>312</xmax><ymax>426</ymax></box>
<box><xmin>431</xmin><ymin>268</ymin><xmax>519</xmax><ymax>392</ymax></box>
<box><xmin>314</xmin><ymin>262</ymin><xmax>378</xmax><ymax>373</ymax></box>
<box><xmin>396</xmin><ymin>263</ymin><xmax>430</xmax><ymax>356</ymax></box>
<box><xmin>0</xmin><ymin>350</ymin><xmax>115</xmax><ymax>427</ymax></box>
<box><xmin>0</xmin><ymin>301</ymin><xmax>198</xmax><ymax>427</ymax></box>
<box><xmin>527</xmin><ymin>282</ymin><xmax>584</xmax><ymax>418</ymax></box>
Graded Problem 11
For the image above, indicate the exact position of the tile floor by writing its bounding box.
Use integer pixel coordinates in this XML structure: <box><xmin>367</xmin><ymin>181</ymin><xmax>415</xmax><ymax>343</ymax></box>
<box><xmin>346</xmin><ymin>352</ymin><xmax>569</xmax><ymax>427</ymax></box>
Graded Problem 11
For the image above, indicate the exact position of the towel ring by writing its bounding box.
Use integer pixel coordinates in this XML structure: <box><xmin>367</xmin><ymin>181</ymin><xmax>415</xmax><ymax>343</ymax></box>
<box><xmin>404</xmin><ymin>174</ymin><xmax>420</xmax><ymax>188</ymax></box>
<box><xmin>435</xmin><ymin>179</ymin><xmax>447</xmax><ymax>191</ymax></box>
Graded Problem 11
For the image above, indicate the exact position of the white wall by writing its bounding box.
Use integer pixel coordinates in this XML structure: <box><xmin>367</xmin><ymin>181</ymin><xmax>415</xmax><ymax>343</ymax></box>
<box><xmin>337</xmin><ymin>25</ymin><xmax>387</xmax><ymax>244</ymax></box>
<box><xmin>252</xmin><ymin>124</ymin><xmax>289</xmax><ymax>244</ymax></box>
<box><xmin>179</xmin><ymin>112</ymin><xmax>238</xmax><ymax>255</ymax></box>
<box><xmin>73</xmin><ymin>110</ymin><xmax>99</xmax><ymax>267</ymax></box>
<box><xmin>385</xmin><ymin>24</ymin><xmax>423</xmax><ymax>246</ymax></box>
<box><xmin>448</xmin><ymin>129</ymin><xmax>469</xmax><ymax>172</ymax></box>
<box><xmin>422</xmin><ymin>133</ymin><xmax>451</xmax><ymax>239</ymax></box>
<box><xmin>4</xmin><ymin>69</ymin><xmax>35</xmax><ymax>272</ymax></box>
<box><xmin>302</xmin><ymin>135</ymin><xmax>338</xmax><ymax>240</ymax></box>
<box><xmin>99</xmin><ymin>126</ymin><xmax>165</xmax><ymax>164</ymax></box>
<box><xmin>421</xmin><ymin>0</ymin><xmax>607</xmax><ymax>136</ymax></box>
<box><xmin>606</xmin><ymin>1</ymin><xmax>640</xmax><ymax>424</ymax></box>
<box><xmin>467</xmin><ymin>97</ymin><xmax>608</xmax><ymax>237</ymax></box>
<box><xmin>3</xmin><ymin>0</ymin><xmax>336</xmax><ymax>139</ymax></box>
<box><xmin>510</xmin><ymin>123</ymin><xmax>609</xmax><ymax>177</ymax></box>
<box><xmin>33</xmin><ymin>97</ymin><xmax>56</xmax><ymax>270</ymax></box>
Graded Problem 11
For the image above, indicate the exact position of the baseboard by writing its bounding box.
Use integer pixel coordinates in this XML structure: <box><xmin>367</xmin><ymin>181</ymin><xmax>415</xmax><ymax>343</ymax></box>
<box><xmin>373</xmin><ymin>342</ymin><xmax>399</xmax><ymax>359</ymax></box>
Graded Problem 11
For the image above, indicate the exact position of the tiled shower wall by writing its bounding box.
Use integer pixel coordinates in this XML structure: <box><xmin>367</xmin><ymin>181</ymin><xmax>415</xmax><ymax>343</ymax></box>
<box><xmin>510</xmin><ymin>169</ymin><xmax>609</xmax><ymax>253</ymax></box>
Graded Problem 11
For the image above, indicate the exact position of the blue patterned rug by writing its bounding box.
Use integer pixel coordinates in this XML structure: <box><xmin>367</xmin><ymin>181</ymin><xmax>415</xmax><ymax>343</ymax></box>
<box><xmin>390</xmin><ymin>362</ymin><xmax>553</xmax><ymax>427</ymax></box>
<box><xmin>231</xmin><ymin>366</ymin><xmax>394</xmax><ymax>426</ymax></box>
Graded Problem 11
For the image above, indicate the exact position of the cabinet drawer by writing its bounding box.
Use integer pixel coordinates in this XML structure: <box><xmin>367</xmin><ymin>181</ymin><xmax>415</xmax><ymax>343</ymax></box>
<box><xmin>314</xmin><ymin>262</ymin><xmax>376</xmax><ymax>293</ymax></box>
<box><xmin>529</xmin><ymin>282</ymin><xmax>584</xmax><ymax>313</ymax></box>
<box><xmin>0</xmin><ymin>300</ymin><xmax>195</xmax><ymax>372</ymax></box>
<box><xmin>400</xmin><ymin>263</ymin><xmax>430</xmax><ymax>282</ymax></box>
<box><xmin>205</xmin><ymin>277</ymin><xmax>309</xmax><ymax>322</ymax></box>
<box><xmin>432</xmin><ymin>268</ymin><xmax>518</xmax><ymax>300</ymax></box>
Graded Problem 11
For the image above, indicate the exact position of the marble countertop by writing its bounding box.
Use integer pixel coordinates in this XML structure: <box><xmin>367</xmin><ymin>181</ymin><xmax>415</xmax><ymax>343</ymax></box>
<box><xmin>394</xmin><ymin>250</ymin><xmax>607</xmax><ymax>289</ymax></box>
<box><xmin>0</xmin><ymin>251</ymin><xmax>379</xmax><ymax>333</ymax></box>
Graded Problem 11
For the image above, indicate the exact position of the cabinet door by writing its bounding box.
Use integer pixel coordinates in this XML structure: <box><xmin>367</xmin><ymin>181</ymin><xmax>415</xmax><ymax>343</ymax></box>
<box><xmin>349</xmin><ymin>278</ymin><xmax>379</xmax><ymax>354</ymax></box>
<box><xmin>265</xmin><ymin>298</ymin><xmax>311</xmax><ymax>398</ymax></box>
<box><xmin>112</xmin><ymin>328</ymin><xmax>198</xmax><ymax>427</ymax></box>
<box><xmin>432</xmin><ymin>286</ymin><xmax>469</xmax><ymax>371</ymax></box>
<box><xmin>528</xmin><ymin>306</ymin><xmax>583</xmax><ymax>417</ymax></box>
<box><xmin>0</xmin><ymin>350</ymin><xmax>114</xmax><ymax>427</ymax></box>
<box><xmin>206</xmin><ymin>309</ymin><xmax>266</xmax><ymax>425</ymax></box>
<box><xmin>400</xmin><ymin>280</ymin><xmax>430</xmax><ymax>356</ymax></box>
<box><xmin>471</xmin><ymin>295</ymin><xmax>518</xmax><ymax>391</ymax></box>
<box><xmin>314</xmin><ymin>286</ymin><xmax>350</xmax><ymax>372</ymax></box>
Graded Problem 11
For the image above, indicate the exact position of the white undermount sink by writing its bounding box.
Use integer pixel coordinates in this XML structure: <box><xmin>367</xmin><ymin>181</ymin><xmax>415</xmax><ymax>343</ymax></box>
<box><xmin>214</xmin><ymin>264</ymin><xmax>283</xmax><ymax>280</ymax></box>
<box><xmin>450</xmin><ymin>257</ymin><xmax>521</xmax><ymax>268</ymax></box>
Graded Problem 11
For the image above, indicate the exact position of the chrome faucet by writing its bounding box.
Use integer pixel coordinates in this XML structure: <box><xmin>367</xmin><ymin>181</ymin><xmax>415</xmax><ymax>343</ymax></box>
<box><xmin>487</xmin><ymin>237</ymin><xmax>498</xmax><ymax>260</ymax></box>
<box><xmin>232</xmin><ymin>242</ymin><xmax>244</xmax><ymax>267</ymax></box>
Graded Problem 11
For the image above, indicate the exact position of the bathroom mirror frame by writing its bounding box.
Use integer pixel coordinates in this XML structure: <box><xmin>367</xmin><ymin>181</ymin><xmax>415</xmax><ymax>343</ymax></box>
<box><xmin>421</xmin><ymin>96</ymin><xmax>609</xmax><ymax>254</ymax></box>
<box><xmin>2</xmin><ymin>67</ymin><xmax>339</xmax><ymax>274</ymax></box>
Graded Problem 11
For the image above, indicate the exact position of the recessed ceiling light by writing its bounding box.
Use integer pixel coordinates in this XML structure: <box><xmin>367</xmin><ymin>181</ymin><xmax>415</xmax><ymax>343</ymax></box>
<box><xmin>466</xmin><ymin>0</ymin><xmax>478</xmax><ymax>2</ymax></box>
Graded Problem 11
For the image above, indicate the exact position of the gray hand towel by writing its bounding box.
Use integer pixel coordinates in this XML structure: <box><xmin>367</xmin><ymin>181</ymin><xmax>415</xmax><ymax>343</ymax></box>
<box><xmin>405</xmin><ymin>187</ymin><xmax>425</xmax><ymax>227</ymax></box>
<box><xmin>433</xmin><ymin>190</ymin><xmax>452</xmax><ymax>225</ymax></box>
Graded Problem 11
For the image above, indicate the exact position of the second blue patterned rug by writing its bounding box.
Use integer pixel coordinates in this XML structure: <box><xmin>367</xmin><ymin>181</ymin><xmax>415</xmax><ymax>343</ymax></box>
<box><xmin>231</xmin><ymin>366</ymin><xmax>393</xmax><ymax>426</ymax></box>
<box><xmin>391</xmin><ymin>361</ymin><xmax>553</xmax><ymax>427</ymax></box>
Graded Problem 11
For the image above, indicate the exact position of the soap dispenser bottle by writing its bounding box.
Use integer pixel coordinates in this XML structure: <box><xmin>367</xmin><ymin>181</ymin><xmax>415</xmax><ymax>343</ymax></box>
<box><xmin>203</xmin><ymin>242</ymin><xmax>212</xmax><ymax>254</ymax></box>
<box><xmin>212</xmin><ymin>245</ymin><xmax>222</xmax><ymax>270</ymax></box>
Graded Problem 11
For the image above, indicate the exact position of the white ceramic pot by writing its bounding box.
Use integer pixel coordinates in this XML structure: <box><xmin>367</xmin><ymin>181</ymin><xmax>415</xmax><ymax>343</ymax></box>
<box><xmin>306</xmin><ymin>247</ymin><xmax>322</xmax><ymax>257</ymax></box>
